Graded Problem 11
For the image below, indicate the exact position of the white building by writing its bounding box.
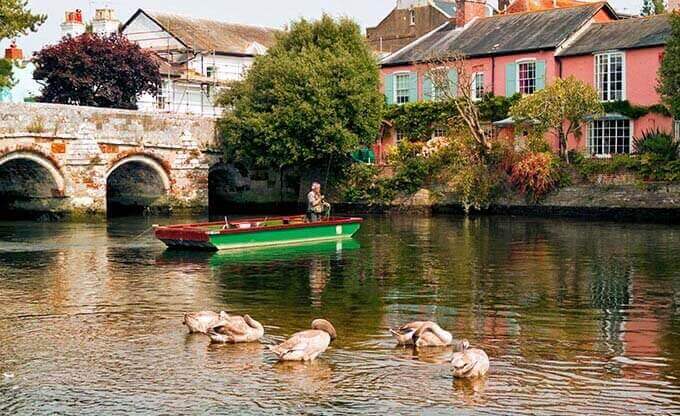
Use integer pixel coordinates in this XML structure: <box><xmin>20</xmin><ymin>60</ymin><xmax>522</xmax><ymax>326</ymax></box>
<box><xmin>121</xmin><ymin>9</ymin><xmax>279</xmax><ymax>116</ymax></box>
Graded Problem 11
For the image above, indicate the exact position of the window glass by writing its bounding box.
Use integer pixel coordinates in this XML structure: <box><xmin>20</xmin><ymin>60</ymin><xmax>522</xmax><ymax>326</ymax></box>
<box><xmin>395</xmin><ymin>74</ymin><xmax>410</xmax><ymax>105</ymax></box>
<box><xmin>596</xmin><ymin>52</ymin><xmax>624</xmax><ymax>102</ymax></box>
<box><xmin>588</xmin><ymin>119</ymin><xmax>631</xmax><ymax>156</ymax></box>
<box><xmin>518</xmin><ymin>61</ymin><xmax>536</xmax><ymax>95</ymax></box>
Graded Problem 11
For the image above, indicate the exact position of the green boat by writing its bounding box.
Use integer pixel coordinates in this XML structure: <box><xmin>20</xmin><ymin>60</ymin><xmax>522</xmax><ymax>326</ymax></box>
<box><xmin>154</xmin><ymin>215</ymin><xmax>362</xmax><ymax>251</ymax></box>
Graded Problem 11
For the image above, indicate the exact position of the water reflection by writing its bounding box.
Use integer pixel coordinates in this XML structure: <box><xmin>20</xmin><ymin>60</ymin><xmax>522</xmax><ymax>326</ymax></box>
<box><xmin>0</xmin><ymin>216</ymin><xmax>679</xmax><ymax>414</ymax></box>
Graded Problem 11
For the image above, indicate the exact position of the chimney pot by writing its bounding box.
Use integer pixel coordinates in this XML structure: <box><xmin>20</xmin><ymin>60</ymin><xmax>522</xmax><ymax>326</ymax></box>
<box><xmin>4</xmin><ymin>40</ymin><xmax>23</xmax><ymax>60</ymax></box>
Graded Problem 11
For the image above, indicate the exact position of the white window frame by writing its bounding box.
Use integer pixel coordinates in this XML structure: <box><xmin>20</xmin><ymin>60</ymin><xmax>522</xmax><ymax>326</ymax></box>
<box><xmin>673</xmin><ymin>119</ymin><xmax>680</xmax><ymax>142</ymax></box>
<box><xmin>396</xmin><ymin>130</ymin><xmax>407</xmax><ymax>142</ymax></box>
<box><xmin>471</xmin><ymin>72</ymin><xmax>485</xmax><ymax>101</ymax></box>
<box><xmin>516</xmin><ymin>59</ymin><xmax>537</xmax><ymax>95</ymax></box>
<box><xmin>409</xmin><ymin>9</ymin><xmax>416</xmax><ymax>26</ymax></box>
<box><xmin>587</xmin><ymin>118</ymin><xmax>633</xmax><ymax>157</ymax></box>
<box><xmin>432</xmin><ymin>127</ymin><xmax>447</xmax><ymax>138</ymax></box>
<box><xmin>595</xmin><ymin>51</ymin><xmax>626</xmax><ymax>102</ymax></box>
<box><xmin>394</xmin><ymin>72</ymin><xmax>411</xmax><ymax>105</ymax></box>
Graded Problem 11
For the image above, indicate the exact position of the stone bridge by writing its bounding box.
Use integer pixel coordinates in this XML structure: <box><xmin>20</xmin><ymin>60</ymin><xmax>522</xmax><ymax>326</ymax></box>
<box><xmin>0</xmin><ymin>102</ymin><xmax>221</xmax><ymax>217</ymax></box>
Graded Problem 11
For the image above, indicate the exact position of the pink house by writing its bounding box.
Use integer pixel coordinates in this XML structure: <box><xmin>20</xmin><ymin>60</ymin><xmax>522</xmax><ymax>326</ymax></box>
<box><xmin>378</xmin><ymin>1</ymin><xmax>675</xmax><ymax>161</ymax></box>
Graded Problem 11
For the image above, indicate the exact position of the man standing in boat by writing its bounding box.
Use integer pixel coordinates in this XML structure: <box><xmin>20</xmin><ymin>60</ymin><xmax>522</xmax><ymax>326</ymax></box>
<box><xmin>307</xmin><ymin>182</ymin><xmax>330</xmax><ymax>221</ymax></box>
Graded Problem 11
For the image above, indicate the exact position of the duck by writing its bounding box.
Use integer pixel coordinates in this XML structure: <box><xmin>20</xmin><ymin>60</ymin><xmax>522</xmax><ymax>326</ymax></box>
<box><xmin>268</xmin><ymin>319</ymin><xmax>337</xmax><ymax>361</ymax></box>
<box><xmin>183</xmin><ymin>310</ymin><xmax>229</xmax><ymax>334</ymax></box>
<box><xmin>391</xmin><ymin>321</ymin><xmax>454</xmax><ymax>347</ymax></box>
<box><xmin>207</xmin><ymin>314</ymin><xmax>265</xmax><ymax>343</ymax></box>
<box><xmin>450</xmin><ymin>340</ymin><xmax>489</xmax><ymax>378</ymax></box>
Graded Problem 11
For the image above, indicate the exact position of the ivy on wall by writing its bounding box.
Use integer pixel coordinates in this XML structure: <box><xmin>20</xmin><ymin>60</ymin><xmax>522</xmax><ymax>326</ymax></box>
<box><xmin>602</xmin><ymin>100</ymin><xmax>672</xmax><ymax>119</ymax></box>
<box><xmin>384</xmin><ymin>94</ymin><xmax>520</xmax><ymax>141</ymax></box>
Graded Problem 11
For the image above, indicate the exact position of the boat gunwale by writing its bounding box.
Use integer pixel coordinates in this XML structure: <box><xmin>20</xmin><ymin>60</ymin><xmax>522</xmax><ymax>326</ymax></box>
<box><xmin>154</xmin><ymin>216</ymin><xmax>363</xmax><ymax>237</ymax></box>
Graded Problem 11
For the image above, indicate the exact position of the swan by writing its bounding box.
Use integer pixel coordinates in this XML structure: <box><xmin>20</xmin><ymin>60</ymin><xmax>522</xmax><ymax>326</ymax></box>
<box><xmin>450</xmin><ymin>340</ymin><xmax>489</xmax><ymax>378</ymax></box>
<box><xmin>207</xmin><ymin>314</ymin><xmax>265</xmax><ymax>343</ymax></box>
<box><xmin>392</xmin><ymin>321</ymin><xmax>454</xmax><ymax>347</ymax></box>
<box><xmin>268</xmin><ymin>319</ymin><xmax>337</xmax><ymax>361</ymax></box>
<box><xmin>183</xmin><ymin>310</ymin><xmax>229</xmax><ymax>334</ymax></box>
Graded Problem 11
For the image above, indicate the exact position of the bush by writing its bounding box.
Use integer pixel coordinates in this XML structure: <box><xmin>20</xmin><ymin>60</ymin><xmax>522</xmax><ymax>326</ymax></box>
<box><xmin>340</xmin><ymin>163</ymin><xmax>394</xmax><ymax>204</ymax></box>
<box><xmin>633</xmin><ymin>130</ymin><xmax>679</xmax><ymax>161</ymax></box>
<box><xmin>449</xmin><ymin>161</ymin><xmax>500</xmax><ymax>211</ymax></box>
<box><xmin>510</xmin><ymin>152</ymin><xmax>561</xmax><ymax>201</ymax></box>
<box><xmin>386</xmin><ymin>141</ymin><xmax>431</xmax><ymax>195</ymax></box>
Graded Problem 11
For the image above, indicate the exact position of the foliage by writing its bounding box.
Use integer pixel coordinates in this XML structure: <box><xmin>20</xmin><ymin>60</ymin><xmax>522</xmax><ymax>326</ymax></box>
<box><xmin>510</xmin><ymin>76</ymin><xmax>603</xmax><ymax>162</ymax></box>
<box><xmin>218</xmin><ymin>15</ymin><xmax>384</xmax><ymax>175</ymax></box>
<box><xmin>0</xmin><ymin>0</ymin><xmax>45</xmax><ymax>40</ymax></box>
<box><xmin>641</xmin><ymin>0</ymin><xmax>665</xmax><ymax>16</ymax></box>
<box><xmin>658</xmin><ymin>12</ymin><xmax>680</xmax><ymax>119</ymax></box>
<box><xmin>510</xmin><ymin>152</ymin><xmax>561</xmax><ymax>201</ymax></box>
<box><xmin>340</xmin><ymin>163</ymin><xmax>394</xmax><ymax>204</ymax></box>
<box><xmin>33</xmin><ymin>33</ymin><xmax>161</xmax><ymax>109</ymax></box>
<box><xmin>633</xmin><ymin>130</ymin><xmax>679</xmax><ymax>161</ymax></box>
<box><xmin>386</xmin><ymin>141</ymin><xmax>431</xmax><ymax>194</ymax></box>
<box><xmin>385</xmin><ymin>101</ymin><xmax>458</xmax><ymax>141</ymax></box>
<box><xmin>0</xmin><ymin>0</ymin><xmax>45</xmax><ymax>88</ymax></box>
<box><xmin>0</xmin><ymin>59</ymin><xmax>13</xmax><ymax>89</ymax></box>
<box><xmin>477</xmin><ymin>93</ymin><xmax>521</xmax><ymax>122</ymax></box>
<box><xmin>383</xmin><ymin>94</ymin><xmax>519</xmax><ymax>143</ymax></box>
<box><xmin>602</xmin><ymin>100</ymin><xmax>671</xmax><ymax>118</ymax></box>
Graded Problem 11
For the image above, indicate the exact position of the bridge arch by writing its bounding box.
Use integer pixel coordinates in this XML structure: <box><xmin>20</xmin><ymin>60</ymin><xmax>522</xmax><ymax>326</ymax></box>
<box><xmin>0</xmin><ymin>150</ymin><xmax>66</xmax><ymax>196</ymax></box>
<box><xmin>106</xmin><ymin>154</ymin><xmax>172</xmax><ymax>215</ymax></box>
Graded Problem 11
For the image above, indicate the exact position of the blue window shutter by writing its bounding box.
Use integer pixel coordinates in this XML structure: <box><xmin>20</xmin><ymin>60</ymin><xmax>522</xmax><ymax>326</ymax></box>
<box><xmin>384</xmin><ymin>74</ymin><xmax>394</xmax><ymax>105</ymax></box>
<box><xmin>423</xmin><ymin>75</ymin><xmax>432</xmax><ymax>101</ymax></box>
<box><xmin>505</xmin><ymin>63</ymin><xmax>517</xmax><ymax>96</ymax></box>
<box><xmin>448</xmin><ymin>69</ymin><xmax>458</xmax><ymax>97</ymax></box>
<box><xmin>409</xmin><ymin>72</ymin><xmax>418</xmax><ymax>102</ymax></box>
<box><xmin>535</xmin><ymin>60</ymin><xmax>546</xmax><ymax>90</ymax></box>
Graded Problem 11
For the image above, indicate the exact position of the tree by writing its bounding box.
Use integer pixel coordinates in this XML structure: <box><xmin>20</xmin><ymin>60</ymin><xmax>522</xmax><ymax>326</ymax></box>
<box><xmin>509</xmin><ymin>76</ymin><xmax>603</xmax><ymax>163</ymax></box>
<box><xmin>425</xmin><ymin>51</ymin><xmax>493</xmax><ymax>155</ymax></box>
<box><xmin>641</xmin><ymin>0</ymin><xmax>666</xmax><ymax>16</ymax></box>
<box><xmin>0</xmin><ymin>0</ymin><xmax>46</xmax><ymax>89</ymax></box>
<box><xmin>0</xmin><ymin>0</ymin><xmax>45</xmax><ymax>40</ymax></box>
<box><xmin>218</xmin><ymin>15</ymin><xmax>384</xmax><ymax>180</ymax></box>
<box><xmin>33</xmin><ymin>33</ymin><xmax>161</xmax><ymax>109</ymax></box>
<box><xmin>658</xmin><ymin>12</ymin><xmax>680</xmax><ymax>119</ymax></box>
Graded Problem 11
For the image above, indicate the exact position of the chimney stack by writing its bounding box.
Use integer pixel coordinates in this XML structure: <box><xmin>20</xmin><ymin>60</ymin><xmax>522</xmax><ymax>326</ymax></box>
<box><xmin>92</xmin><ymin>8</ymin><xmax>120</xmax><ymax>37</ymax></box>
<box><xmin>455</xmin><ymin>0</ymin><xmax>487</xmax><ymax>27</ymax></box>
<box><xmin>4</xmin><ymin>40</ymin><xmax>23</xmax><ymax>60</ymax></box>
<box><xmin>61</xmin><ymin>9</ymin><xmax>86</xmax><ymax>38</ymax></box>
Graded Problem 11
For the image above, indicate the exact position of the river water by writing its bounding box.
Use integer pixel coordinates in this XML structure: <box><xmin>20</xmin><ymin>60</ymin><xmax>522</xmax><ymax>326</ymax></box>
<box><xmin>0</xmin><ymin>215</ymin><xmax>679</xmax><ymax>415</ymax></box>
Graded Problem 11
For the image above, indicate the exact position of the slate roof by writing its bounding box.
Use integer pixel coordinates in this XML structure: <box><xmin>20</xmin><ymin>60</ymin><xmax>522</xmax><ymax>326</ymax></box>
<box><xmin>433</xmin><ymin>0</ymin><xmax>457</xmax><ymax>17</ymax></box>
<box><xmin>381</xmin><ymin>3</ymin><xmax>611</xmax><ymax>66</ymax></box>
<box><xmin>558</xmin><ymin>14</ymin><xmax>671</xmax><ymax>56</ymax></box>
<box><xmin>124</xmin><ymin>9</ymin><xmax>280</xmax><ymax>56</ymax></box>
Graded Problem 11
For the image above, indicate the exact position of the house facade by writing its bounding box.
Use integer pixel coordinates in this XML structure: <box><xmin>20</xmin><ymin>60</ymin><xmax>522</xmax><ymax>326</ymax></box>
<box><xmin>121</xmin><ymin>9</ymin><xmax>279</xmax><ymax>116</ymax></box>
<box><xmin>378</xmin><ymin>2</ymin><xmax>676</xmax><ymax>160</ymax></box>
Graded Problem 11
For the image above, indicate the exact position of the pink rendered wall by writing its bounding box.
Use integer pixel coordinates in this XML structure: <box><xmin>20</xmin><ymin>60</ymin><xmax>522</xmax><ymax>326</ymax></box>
<box><xmin>560</xmin><ymin>46</ymin><xmax>666</xmax><ymax>107</ymax></box>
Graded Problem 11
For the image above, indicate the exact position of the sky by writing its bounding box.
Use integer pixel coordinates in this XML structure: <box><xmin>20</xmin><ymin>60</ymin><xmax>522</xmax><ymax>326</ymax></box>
<box><xmin>3</xmin><ymin>0</ymin><xmax>645</xmax><ymax>55</ymax></box>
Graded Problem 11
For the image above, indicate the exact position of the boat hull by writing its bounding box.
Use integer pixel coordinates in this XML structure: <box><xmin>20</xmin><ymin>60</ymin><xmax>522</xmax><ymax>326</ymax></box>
<box><xmin>155</xmin><ymin>216</ymin><xmax>362</xmax><ymax>251</ymax></box>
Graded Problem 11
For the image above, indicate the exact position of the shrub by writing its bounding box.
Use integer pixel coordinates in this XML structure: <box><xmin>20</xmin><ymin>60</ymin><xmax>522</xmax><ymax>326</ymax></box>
<box><xmin>449</xmin><ymin>161</ymin><xmax>500</xmax><ymax>211</ymax></box>
<box><xmin>386</xmin><ymin>141</ymin><xmax>431</xmax><ymax>195</ymax></box>
<box><xmin>340</xmin><ymin>163</ymin><xmax>393</xmax><ymax>204</ymax></box>
<box><xmin>510</xmin><ymin>152</ymin><xmax>560</xmax><ymax>201</ymax></box>
<box><xmin>633</xmin><ymin>130</ymin><xmax>678</xmax><ymax>161</ymax></box>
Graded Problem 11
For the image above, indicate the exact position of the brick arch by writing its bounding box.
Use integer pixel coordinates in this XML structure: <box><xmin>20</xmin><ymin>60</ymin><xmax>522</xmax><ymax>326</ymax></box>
<box><xmin>0</xmin><ymin>149</ymin><xmax>66</xmax><ymax>196</ymax></box>
<box><xmin>106</xmin><ymin>153</ymin><xmax>172</xmax><ymax>192</ymax></box>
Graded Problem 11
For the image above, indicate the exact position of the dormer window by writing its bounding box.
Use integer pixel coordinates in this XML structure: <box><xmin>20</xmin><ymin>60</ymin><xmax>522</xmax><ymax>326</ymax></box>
<box><xmin>409</xmin><ymin>9</ymin><xmax>416</xmax><ymax>26</ymax></box>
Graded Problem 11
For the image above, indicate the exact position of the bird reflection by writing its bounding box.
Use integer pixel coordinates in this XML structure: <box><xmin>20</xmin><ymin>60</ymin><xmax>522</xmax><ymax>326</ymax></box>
<box><xmin>273</xmin><ymin>360</ymin><xmax>334</xmax><ymax>395</ymax></box>
<box><xmin>392</xmin><ymin>345</ymin><xmax>452</xmax><ymax>364</ymax></box>
<box><xmin>452</xmin><ymin>376</ymin><xmax>488</xmax><ymax>404</ymax></box>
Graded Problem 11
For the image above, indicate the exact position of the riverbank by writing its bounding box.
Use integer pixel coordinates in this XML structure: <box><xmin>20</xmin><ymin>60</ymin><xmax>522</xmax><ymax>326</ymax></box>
<box><xmin>333</xmin><ymin>183</ymin><xmax>680</xmax><ymax>222</ymax></box>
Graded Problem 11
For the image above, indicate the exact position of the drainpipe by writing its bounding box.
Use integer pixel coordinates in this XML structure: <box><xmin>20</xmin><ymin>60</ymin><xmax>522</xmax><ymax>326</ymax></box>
<box><xmin>491</xmin><ymin>56</ymin><xmax>495</xmax><ymax>95</ymax></box>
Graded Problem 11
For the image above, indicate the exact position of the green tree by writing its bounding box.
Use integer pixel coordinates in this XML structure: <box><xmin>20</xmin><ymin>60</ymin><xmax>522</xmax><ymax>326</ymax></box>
<box><xmin>641</xmin><ymin>0</ymin><xmax>666</xmax><ymax>16</ymax></box>
<box><xmin>0</xmin><ymin>0</ymin><xmax>45</xmax><ymax>89</ymax></box>
<box><xmin>510</xmin><ymin>76</ymin><xmax>603</xmax><ymax>163</ymax></box>
<box><xmin>218</xmin><ymin>15</ymin><xmax>384</xmax><ymax>180</ymax></box>
<box><xmin>658</xmin><ymin>12</ymin><xmax>680</xmax><ymax>119</ymax></box>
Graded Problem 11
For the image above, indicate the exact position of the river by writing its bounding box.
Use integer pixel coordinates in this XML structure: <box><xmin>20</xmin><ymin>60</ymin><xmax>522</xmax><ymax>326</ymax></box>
<box><xmin>0</xmin><ymin>215</ymin><xmax>679</xmax><ymax>415</ymax></box>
